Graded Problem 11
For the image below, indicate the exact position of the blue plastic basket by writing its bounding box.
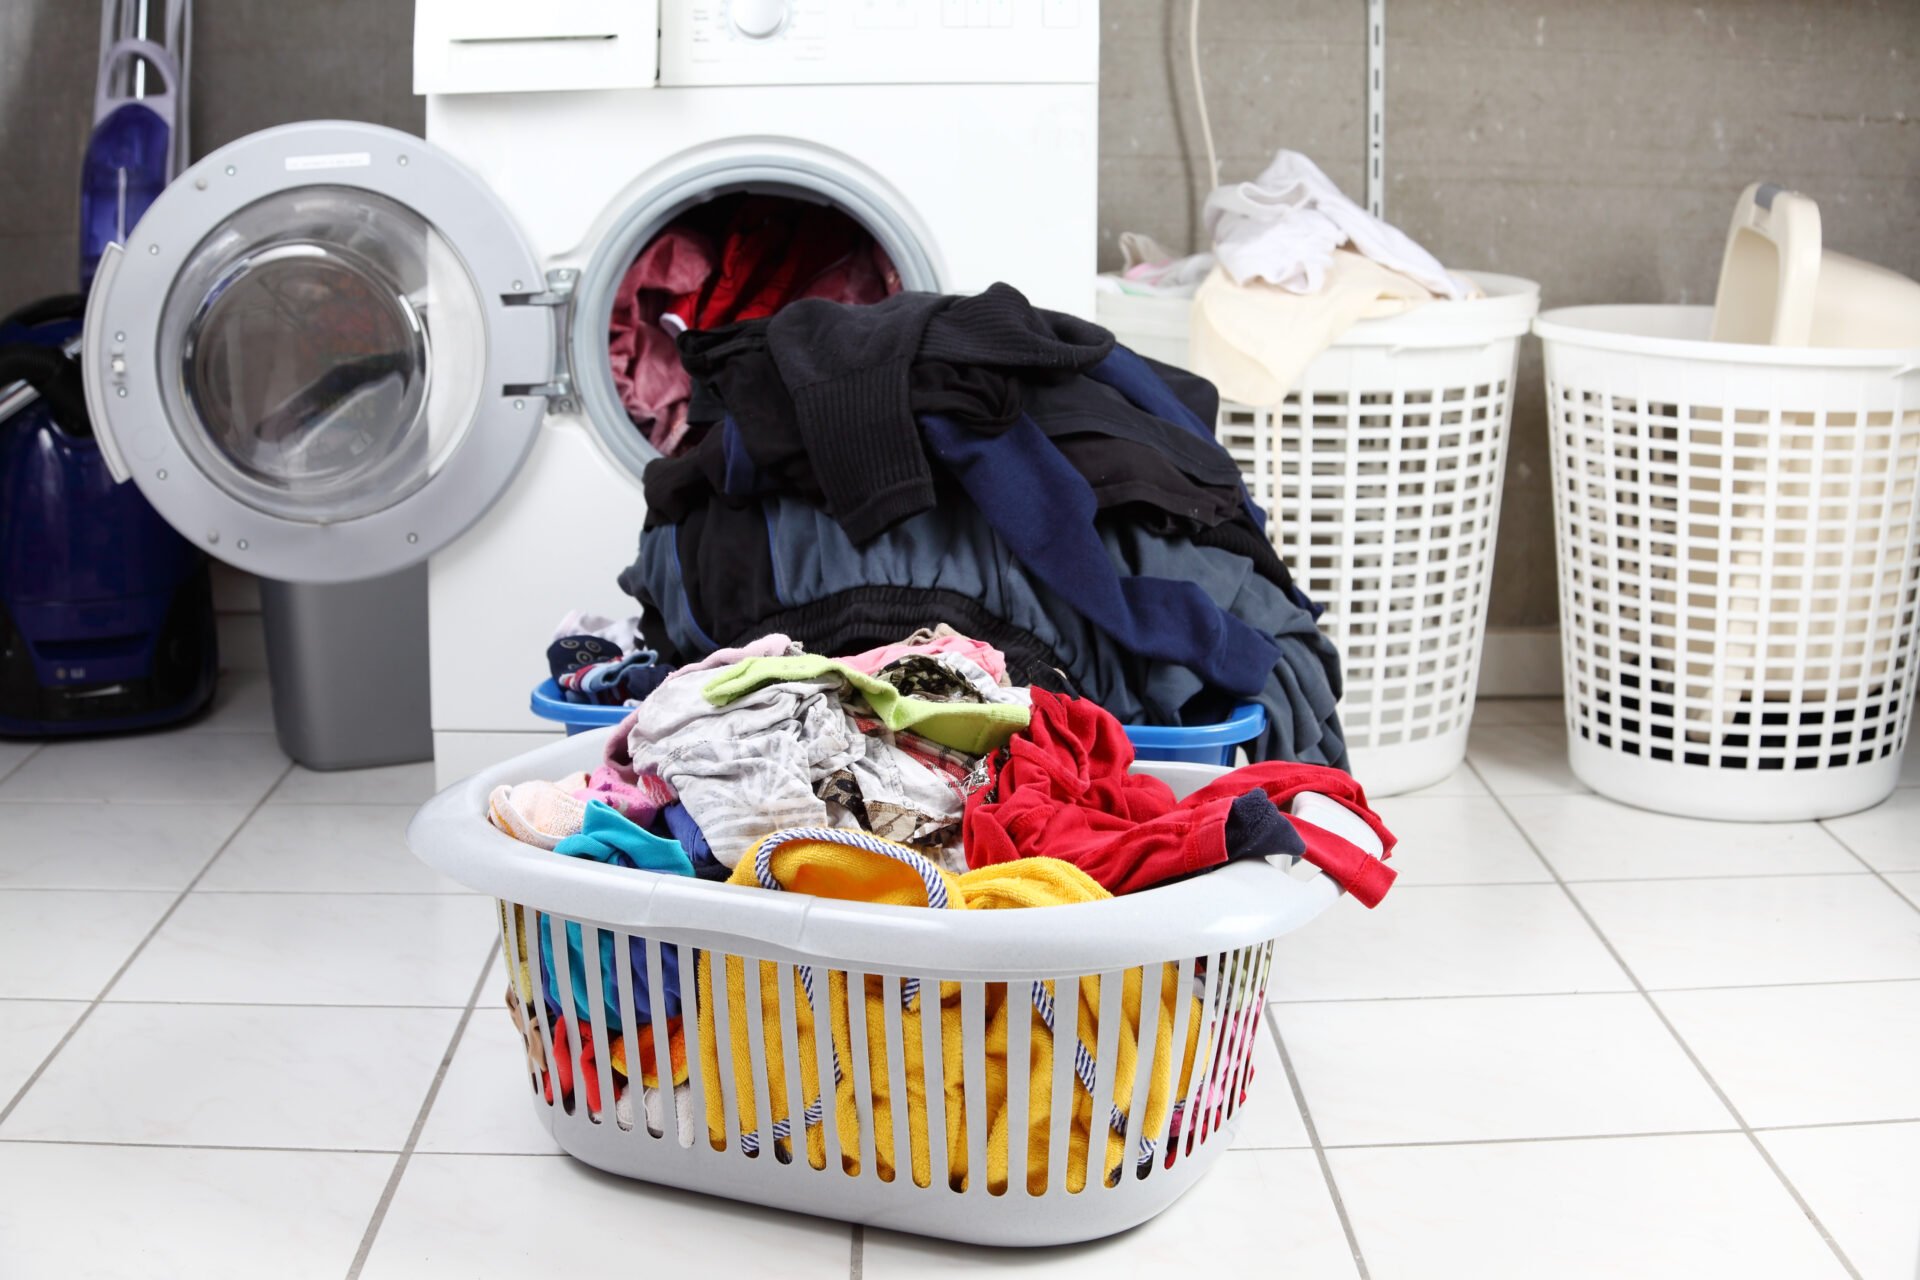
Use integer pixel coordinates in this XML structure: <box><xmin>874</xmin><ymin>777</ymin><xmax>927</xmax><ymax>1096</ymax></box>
<box><xmin>1124</xmin><ymin>702</ymin><xmax>1267</xmax><ymax>765</ymax></box>
<box><xmin>531</xmin><ymin>678</ymin><xmax>1266</xmax><ymax>763</ymax></box>
<box><xmin>530</xmin><ymin>679</ymin><xmax>628</xmax><ymax>735</ymax></box>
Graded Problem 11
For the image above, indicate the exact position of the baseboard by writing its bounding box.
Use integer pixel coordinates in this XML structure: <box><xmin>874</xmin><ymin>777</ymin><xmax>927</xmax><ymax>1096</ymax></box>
<box><xmin>1476</xmin><ymin>626</ymin><xmax>1562</xmax><ymax>698</ymax></box>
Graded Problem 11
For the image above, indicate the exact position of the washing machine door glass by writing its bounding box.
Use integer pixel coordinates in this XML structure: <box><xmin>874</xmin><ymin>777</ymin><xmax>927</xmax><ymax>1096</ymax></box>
<box><xmin>82</xmin><ymin>121</ymin><xmax>555</xmax><ymax>584</ymax></box>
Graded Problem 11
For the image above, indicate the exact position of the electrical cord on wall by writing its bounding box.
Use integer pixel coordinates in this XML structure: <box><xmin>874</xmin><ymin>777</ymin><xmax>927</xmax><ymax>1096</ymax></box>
<box><xmin>1189</xmin><ymin>0</ymin><xmax>1220</xmax><ymax>195</ymax></box>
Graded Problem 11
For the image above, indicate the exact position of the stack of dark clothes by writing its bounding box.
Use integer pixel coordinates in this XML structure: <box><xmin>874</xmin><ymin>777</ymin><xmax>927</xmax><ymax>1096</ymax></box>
<box><xmin>621</xmin><ymin>284</ymin><xmax>1348</xmax><ymax>766</ymax></box>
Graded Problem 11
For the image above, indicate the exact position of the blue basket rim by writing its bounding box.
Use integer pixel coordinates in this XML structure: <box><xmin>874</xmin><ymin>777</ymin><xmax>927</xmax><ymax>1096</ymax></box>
<box><xmin>530</xmin><ymin>678</ymin><xmax>629</xmax><ymax>726</ymax></box>
<box><xmin>531</xmin><ymin>679</ymin><xmax>1265</xmax><ymax>744</ymax></box>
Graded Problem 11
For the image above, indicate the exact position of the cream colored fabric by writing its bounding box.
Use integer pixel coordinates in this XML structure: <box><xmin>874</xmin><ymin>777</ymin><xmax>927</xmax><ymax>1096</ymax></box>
<box><xmin>1190</xmin><ymin>250</ymin><xmax>1440</xmax><ymax>407</ymax></box>
<box><xmin>486</xmin><ymin>773</ymin><xmax>590</xmax><ymax>850</ymax></box>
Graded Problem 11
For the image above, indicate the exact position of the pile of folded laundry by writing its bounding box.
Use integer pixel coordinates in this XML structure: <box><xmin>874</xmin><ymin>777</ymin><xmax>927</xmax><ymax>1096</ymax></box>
<box><xmin>487</xmin><ymin>627</ymin><xmax>1397</xmax><ymax>1179</ymax></box>
<box><xmin>622</xmin><ymin>281</ymin><xmax>1348</xmax><ymax>766</ymax></box>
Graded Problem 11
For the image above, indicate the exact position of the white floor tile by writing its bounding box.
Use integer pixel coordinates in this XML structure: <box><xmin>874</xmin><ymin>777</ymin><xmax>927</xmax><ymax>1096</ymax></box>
<box><xmin>1228</xmin><ymin>1014</ymin><xmax>1309</xmax><ymax>1150</ymax></box>
<box><xmin>1267</xmin><ymin>885</ymin><xmax>1629</xmax><ymax>1002</ymax></box>
<box><xmin>0</xmin><ymin>1142</ymin><xmax>391</xmax><ymax>1280</ymax></box>
<box><xmin>417</xmin><ymin>1011</ymin><xmax>563</xmax><ymax>1155</ymax></box>
<box><xmin>1277</xmin><ymin>994</ymin><xmax>1732</xmax><ymax>1146</ymax></box>
<box><xmin>1902</xmin><ymin>746</ymin><xmax>1920</xmax><ymax>789</ymax></box>
<box><xmin>186</xmin><ymin>671</ymin><xmax>276</xmax><ymax>735</ymax></box>
<box><xmin>1655</xmin><ymin>981</ymin><xmax>1920</xmax><ymax>1127</ymax></box>
<box><xmin>1471</xmin><ymin>697</ymin><xmax>1564</xmax><ymax>726</ymax></box>
<box><xmin>863</xmin><ymin>1149</ymin><xmax>1357</xmax><ymax>1277</ymax></box>
<box><xmin>1506</xmin><ymin>793</ymin><xmax>1860</xmax><ymax>881</ymax></box>
<box><xmin>0</xmin><ymin>732</ymin><xmax>287</xmax><ymax>807</ymax></box>
<box><xmin>111</xmin><ymin>892</ymin><xmax>496</xmax><ymax>1006</ymax></box>
<box><xmin>1572</xmin><ymin>875</ymin><xmax>1920</xmax><ymax>990</ymax></box>
<box><xmin>1390</xmin><ymin>764</ymin><xmax>1489</xmax><ymax>798</ymax></box>
<box><xmin>1467</xmin><ymin>721</ymin><xmax>1586</xmax><ymax>795</ymax></box>
<box><xmin>0</xmin><ymin>889</ymin><xmax>174</xmax><ymax>999</ymax></box>
<box><xmin>1370</xmin><ymin>795</ymin><xmax>1550</xmax><ymax>885</ymax></box>
<box><xmin>0</xmin><ymin>803</ymin><xmax>249</xmax><ymax>891</ymax></box>
<box><xmin>3</xmin><ymin>1003</ymin><xmax>460</xmax><ymax>1149</ymax></box>
<box><xmin>1761</xmin><ymin>1122</ymin><xmax>1920</xmax><ymax>1280</ymax></box>
<box><xmin>1822</xmin><ymin>789</ymin><xmax>1920</xmax><ymax>872</ymax></box>
<box><xmin>0</xmin><ymin>1000</ymin><xmax>87</xmax><ymax>1104</ymax></box>
<box><xmin>1887</xmin><ymin>873</ymin><xmax>1920</xmax><ymax>910</ymax></box>
<box><xmin>360</xmin><ymin>1153</ymin><xmax>851</xmax><ymax>1279</ymax></box>
<box><xmin>269</xmin><ymin>761</ymin><xmax>438</xmax><ymax>806</ymax></box>
<box><xmin>198</xmin><ymin>804</ymin><xmax>469</xmax><ymax>894</ymax></box>
<box><xmin>0</xmin><ymin>739</ymin><xmax>37</xmax><ymax>783</ymax></box>
<box><xmin>1331</xmin><ymin>1134</ymin><xmax>1848</xmax><ymax>1280</ymax></box>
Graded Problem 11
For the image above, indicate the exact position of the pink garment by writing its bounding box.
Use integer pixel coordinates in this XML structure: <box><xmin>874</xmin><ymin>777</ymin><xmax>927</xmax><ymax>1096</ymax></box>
<box><xmin>578</xmin><ymin>712</ymin><xmax>678</xmax><ymax>825</ymax></box>
<box><xmin>838</xmin><ymin>630</ymin><xmax>1010</xmax><ymax>685</ymax></box>
<box><xmin>608</xmin><ymin>227</ymin><xmax>714</xmax><ymax>457</ymax></box>
<box><xmin>661</xmin><ymin>633</ymin><xmax>799</xmax><ymax>683</ymax></box>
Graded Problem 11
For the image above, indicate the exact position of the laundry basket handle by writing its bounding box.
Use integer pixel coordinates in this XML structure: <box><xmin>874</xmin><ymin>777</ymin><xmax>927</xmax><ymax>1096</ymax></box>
<box><xmin>1710</xmin><ymin>181</ymin><xmax>1823</xmax><ymax>346</ymax></box>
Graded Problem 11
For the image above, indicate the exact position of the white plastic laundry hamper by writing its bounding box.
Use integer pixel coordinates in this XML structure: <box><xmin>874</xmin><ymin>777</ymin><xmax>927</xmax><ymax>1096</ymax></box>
<box><xmin>1535</xmin><ymin>305</ymin><xmax>1920</xmax><ymax>820</ymax></box>
<box><xmin>408</xmin><ymin>728</ymin><xmax>1385</xmax><ymax>1247</ymax></box>
<box><xmin>1098</xmin><ymin>275</ymin><xmax>1540</xmax><ymax>794</ymax></box>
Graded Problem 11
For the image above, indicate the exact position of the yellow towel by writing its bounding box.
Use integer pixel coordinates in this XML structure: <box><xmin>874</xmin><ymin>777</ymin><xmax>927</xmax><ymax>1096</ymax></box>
<box><xmin>695</xmin><ymin>829</ymin><xmax>1204</xmax><ymax>1192</ymax></box>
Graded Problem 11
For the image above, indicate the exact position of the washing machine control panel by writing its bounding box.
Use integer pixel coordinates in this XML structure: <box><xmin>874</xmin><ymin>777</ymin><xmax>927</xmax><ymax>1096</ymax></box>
<box><xmin>668</xmin><ymin>0</ymin><xmax>1095</xmax><ymax>85</ymax></box>
<box><xmin>728</xmin><ymin>0</ymin><xmax>789</xmax><ymax>39</ymax></box>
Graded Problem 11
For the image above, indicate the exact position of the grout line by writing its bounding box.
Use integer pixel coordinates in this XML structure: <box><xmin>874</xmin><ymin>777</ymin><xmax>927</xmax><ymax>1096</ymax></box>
<box><xmin>0</xmin><ymin>743</ymin><xmax>42</xmax><ymax>787</ymax></box>
<box><xmin>0</xmin><ymin>886</ymin><xmax>479</xmax><ymax>897</ymax></box>
<box><xmin>91</xmin><ymin>998</ymin><xmax>479</xmax><ymax>1010</ymax></box>
<box><xmin>0</xmin><ymin>1136</ymin><xmax>405</xmax><ymax>1155</ymax></box>
<box><xmin>1811</xmin><ymin>823</ymin><xmax>1920</xmax><ymax>920</ymax></box>
<box><xmin>70</xmin><ymin>998</ymin><xmax>487</xmax><ymax>1010</ymax></box>
<box><xmin>1320</xmin><ymin>1127</ymin><xmax>1745</xmax><ymax>1152</ymax></box>
<box><xmin>1467</xmin><ymin>757</ymin><xmax>1868</xmax><ymax>1280</ymax></box>
<box><xmin>1546</xmin><ymin>870</ymin><xmax>1881</xmax><ymax>885</ymax></box>
<box><xmin>182</xmin><ymin>889</ymin><xmax>483</xmax><ymax>898</ymax></box>
<box><xmin>849</xmin><ymin>1223</ymin><xmax>864</xmax><ymax>1280</ymax></box>
<box><xmin>1354</xmin><ymin>871</ymin><xmax>1885</xmax><ymax>891</ymax></box>
<box><xmin>1267</xmin><ymin>975</ymin><xmax>1920</xmax><ymax>1005</ymax></box>
<box><xmin>1752</xmin><ymin>1116</ymin><xmax>1920</xmax><ymax>1134</ymax></box>
<box><xmin>1265</xmin><ymin>1004</ymin><xmax>1372</xmax><ymax>1280</ymax></box>
<box><xmin>0</xmin><ymin>762</ymin><xmax>294</xmax><ymax>1129</ymax></box>
<box><xmin>346</xmin><ymin>938</ymin><xmax>501</xmax><ymax>1280</ymax></box>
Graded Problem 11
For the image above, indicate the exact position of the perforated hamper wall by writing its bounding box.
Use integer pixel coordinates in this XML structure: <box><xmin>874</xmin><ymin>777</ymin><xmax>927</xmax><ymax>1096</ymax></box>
<box><xmin>1540</xmin><ymin>312</ymin><xmax>1920</xmax><ymax>820</ymax></box>
<box><xmin>1219</xmin><ymin>335</ymin><xmax>1524</xmax><ymax>793</ymax></box>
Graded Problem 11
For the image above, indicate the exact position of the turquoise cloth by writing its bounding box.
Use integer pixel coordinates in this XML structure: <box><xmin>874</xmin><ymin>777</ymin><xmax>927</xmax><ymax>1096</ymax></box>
<box><xmin>541</xmin><ymin>801</ymin><xmax>692</xmax><ymax>1032</ymax></box>
<box><xmin>554</xmin><ymin>800</ymin><xmax>695</xmax><ymax>875</ymax></box>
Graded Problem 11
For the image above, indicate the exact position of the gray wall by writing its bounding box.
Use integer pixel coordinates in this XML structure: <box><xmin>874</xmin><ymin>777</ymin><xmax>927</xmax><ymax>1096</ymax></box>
<box><xmin>1104</xmin><ymin>0</ymin><xmax>1920</xmax><ymax>627</ymax></box>
<box><xmin>0</xmin><ymin>0</ymin><xmax>419</xmax><ymax>306</ymax></box>
<box><xmin>4</xmin><ymin>0</ymin><xmax>1915</xmax><ymax>629</ymax></box>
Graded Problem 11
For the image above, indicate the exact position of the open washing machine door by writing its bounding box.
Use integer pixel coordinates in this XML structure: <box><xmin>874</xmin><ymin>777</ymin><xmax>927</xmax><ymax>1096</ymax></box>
<box><xmin>82</xmin><ymin>120</ymin><xmax>558</xmax><ymax>585</ymax></box>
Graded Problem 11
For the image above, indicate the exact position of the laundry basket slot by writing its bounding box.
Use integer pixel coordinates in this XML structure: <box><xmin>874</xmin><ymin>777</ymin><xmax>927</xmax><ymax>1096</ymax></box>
<box><xmin>501</xmin><ymin>892</ymin><xmax>1271</xmax><ymax>1197</ymax></box>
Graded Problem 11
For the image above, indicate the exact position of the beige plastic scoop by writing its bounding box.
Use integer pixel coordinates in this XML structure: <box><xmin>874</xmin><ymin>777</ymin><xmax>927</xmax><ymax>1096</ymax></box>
<box><xmin>1711</xmin><ymin>181</ymin><xmax>1920</xmax><ymax>348</ymax></box>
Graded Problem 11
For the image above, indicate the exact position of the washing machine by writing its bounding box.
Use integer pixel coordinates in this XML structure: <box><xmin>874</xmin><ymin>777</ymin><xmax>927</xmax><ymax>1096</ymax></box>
<box><xmin>76</xmin><ymin>1</ymin><xmax>1099</xmax><ymax>786</ymax></box>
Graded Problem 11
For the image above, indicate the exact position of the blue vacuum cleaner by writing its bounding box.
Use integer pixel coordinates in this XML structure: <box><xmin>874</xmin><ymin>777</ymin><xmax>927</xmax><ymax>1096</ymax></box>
<box><xmin>0</xmin><ymin>0</ymin><xmax>212</xmax><ymax>735</ymax></box>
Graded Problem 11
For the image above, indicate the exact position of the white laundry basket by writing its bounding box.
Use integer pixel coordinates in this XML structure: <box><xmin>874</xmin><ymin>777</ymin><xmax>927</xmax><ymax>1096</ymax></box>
<box><xmin>1097</xmin><ymin>275</ymin><xmax>1540</xmax><ymax>794</ymax></box>
<box><xmin>1535</xmin><ymin>305</ymin><xmax>1920</xmax><ymax>820</ymax></box>
<box><xmin>408</xmin><ymin>728</ymin><xmax>1384</xmax><ymax>1247</ymax></box>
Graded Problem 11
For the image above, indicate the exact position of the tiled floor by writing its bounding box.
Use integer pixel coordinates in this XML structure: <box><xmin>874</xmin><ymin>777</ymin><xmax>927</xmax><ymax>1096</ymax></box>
<box><xmin>1</xmin><ymin>684</ymin><xmax>1916</xmax><ymax>1278</ymax></box>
